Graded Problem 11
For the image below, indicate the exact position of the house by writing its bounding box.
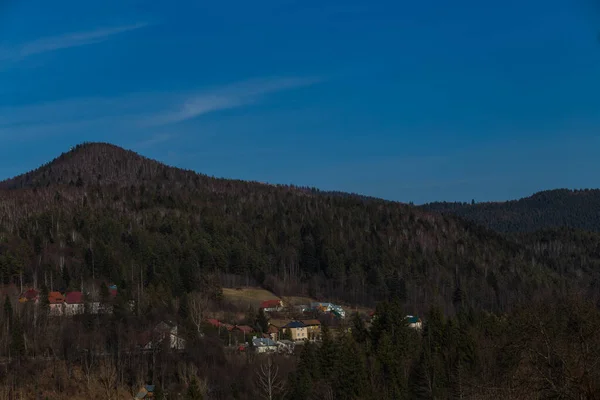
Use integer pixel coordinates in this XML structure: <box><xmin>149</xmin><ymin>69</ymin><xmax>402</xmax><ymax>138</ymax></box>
<box><xmin>267</xmin><ymin>325</ymin><xmax>279</xmax><ymax>341</ymax></box>
<box><xmin>19</xmin><ymin>288</ymin><xmax>39</xmax><ymax>303</ymax></box>
<box><xmin>252</xmin><ymin>337</ymin><xmax>278</xmax><ymax>353</ymax></box>
<box><xmin>277</xmin><ymin>340</ymin><xmax>295</xmax><ymax>354</ymax></box>
<box><xmin>65</xmin><ymin>291</ymin><xmax>84</xmax><ymax>316</ymax></box>
<box><xmin>135</xmin><ymin>385</ymin><xmax>155</xmax><ymax>399</ymax></box>
<box><xmin>301</xmin><ymin>319</ymin><xmax>322</xmax><ymax>341</ymax></box>
<box><xmin>234</xmin><ymin>325</ymin><xmax>254</xmax><ymax>335</ymax></box>
<box><xmin>48</xmin><ymin>291</ymin><xmax>65</xmax><ymax>316</ymax></box>
<box><xmin>260</xmin><ymin>299</ymin><xmax>284</xmax><ymax>312</ymax></box>
<box><xmin>294</xmin><ymin>304</ymin><xmax>310</xmax><ymax>313</ymax></box>
<box><xmin>405</xmin><ymin>315</ymin><xmax>423</xmax><ymax>330</ymax></box>
<box><xmin>284</xmin><ymin>321</ymin><xmax>308</xmax><ymax>341</ymax></box>
<box><xmin>206</xmin><ymin>319</ymin><xmax>221</xmax><ymax>329</ymax></box>
<box><xmin>310</xmin><ymin>302</ymin><xmax>346</xmax><ymax>319</ymax></box>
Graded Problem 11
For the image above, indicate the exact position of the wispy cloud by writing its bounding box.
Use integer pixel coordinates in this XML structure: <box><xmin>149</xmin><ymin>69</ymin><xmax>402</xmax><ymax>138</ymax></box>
<box><xmin>135</xmin><ymin>133</ymin><xmax>175</xmax><ymax>149</ymax></box>
<box><xmin>0</xmin><ymin>76</ymin><xmax>322</xmax><ymax>143</ymax></box>
<box><xmin>0</xmin><ymin>22</ymin><xmax>150</xmax><ymax>62</ymax></box>
<box><xmin>142</xmin><ymin>77</ymin><xmax>321</xmax><ymax>126</ymax></box>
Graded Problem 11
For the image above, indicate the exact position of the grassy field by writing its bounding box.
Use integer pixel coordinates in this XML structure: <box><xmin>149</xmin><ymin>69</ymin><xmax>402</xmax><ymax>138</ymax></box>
<box><xmin>222</xmin><ymin>287</ymin><xmax>281</xmax><ymax>308</ymax></box>
<box><xmin>222</xmin><ymin>287</ymin><xmax>373</xmax><ymax>315</ymax></box>
<box><xmin>280</xmin><ymin>295</ymin><xmax>315</xmax><ymax>306</ymax></box>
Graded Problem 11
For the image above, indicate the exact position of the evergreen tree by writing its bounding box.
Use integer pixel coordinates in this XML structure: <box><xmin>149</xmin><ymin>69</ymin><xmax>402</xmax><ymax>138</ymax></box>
<box><xmin>255</xmin><ymin>308</ymin><xmax>269</xmax><ymax>333</ymax></box>
<box><xmin>186</xmin><ymin>376</ymin><xmax>204</xmax><ymax>400</ymax></box>
<box><xmin>153</xmin><ymin>385</ymin><xmax>165</xmax><ymax>400</ymax></box>
<box><xmin>62</xmin><ymin>267</ymin><xmax>71</xmax><ymax>289</ymax></box>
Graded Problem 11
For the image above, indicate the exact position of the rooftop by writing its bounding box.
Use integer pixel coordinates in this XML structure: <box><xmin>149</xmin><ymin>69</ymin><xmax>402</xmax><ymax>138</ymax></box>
<box><xmin>285</xmin><ymin>321</ymin><xmax>306</xmax><ymax>329</ymax></box>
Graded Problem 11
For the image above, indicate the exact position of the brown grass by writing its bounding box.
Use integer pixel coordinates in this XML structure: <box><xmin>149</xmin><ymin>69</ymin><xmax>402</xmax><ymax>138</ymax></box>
<box><xmin>222</xmin><ymin>287</ymin><xmax>280</xmax><ymax>308</ymax></box>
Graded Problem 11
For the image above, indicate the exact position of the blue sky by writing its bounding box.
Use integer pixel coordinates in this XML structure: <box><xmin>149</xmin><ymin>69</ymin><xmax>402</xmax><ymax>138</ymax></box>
<box><xmin>0</xmin><ymin>0</ymin><xmax>599</xmax><ymax>204</ymax></box>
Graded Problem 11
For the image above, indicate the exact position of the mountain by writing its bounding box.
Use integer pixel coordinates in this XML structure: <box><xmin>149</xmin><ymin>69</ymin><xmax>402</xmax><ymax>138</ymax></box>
<box><xmin>421</xmin><ymin>189</ymin><xmax>600</xmax><ymax>233</ymax></box>
<box><xmin>0</xmin><ymin>143</ymin><xmax>567</xmax><ymax>314</ymax></box>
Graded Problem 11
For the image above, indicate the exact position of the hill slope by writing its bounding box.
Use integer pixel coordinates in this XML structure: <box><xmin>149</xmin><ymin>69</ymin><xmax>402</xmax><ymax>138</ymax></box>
<box><xmin>421</xmin><ymin>189</ymin><xmax>600</xmax><ymax>233</ymax></box>
<box><xmin>0</xmin><ymin>143</ymin><xmax>563</xmax><ymax>313</ymax></box>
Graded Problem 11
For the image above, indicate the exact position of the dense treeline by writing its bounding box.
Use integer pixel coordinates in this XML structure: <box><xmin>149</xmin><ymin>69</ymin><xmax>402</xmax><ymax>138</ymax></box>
<box><xmin>288</xmin><ymin>294</ymin><xmax>600</xmax><ymax>400</ymax></box>
<box><xmin>0</xmin><ymin>143</ymin><xmax>562</xmax><ymax>314</ymax></box>
<box><xmin>0</xmin><ymin>295</ymin><xmax>600</xmax><ymax>400</ymax></box>
<box><xmin>2</xmin><ymin>289</ymin><xmax>600</xmax><ymax>399</ymax></box>
<box><xmin>422</xmin><ymin>189</ymin><xmax>600</xmax><ymax>233</ymax></box>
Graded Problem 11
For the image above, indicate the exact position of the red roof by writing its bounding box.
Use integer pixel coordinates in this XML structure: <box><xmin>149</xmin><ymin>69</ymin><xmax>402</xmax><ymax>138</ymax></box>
<box><xmin>222</xmin><ymin>323</ymin><xmax>234</xmax><ymax>331</ymax></box>
<box><xmin>267</xmin><ymin>325</ymin><xmax>279</xmax><ymax>333</ymax></box>
<box><xmin>65</xmin><ymin>291</ymin><xmax>83</xmax><ymax>304</ymax></box>
<box><xmin>24</xmin><ymin>289</ymin><xmax>39</xmax><ymax>300</ymax></box>
<box><xmin>109</xmin><ymin>289</ymin><xmax>117</xmax><ymax>298</ymax></box>
<box><xmin>234</xmin><ymin>325</ymin><xmax>254</xmax><ymax>334</ymax></box>
<box><xmin>206</xmin><ymin>319</ymin><xmax>221</xmax><ymax>328</ymax></box>
<box><xmin>260</xmin><ymin>299</ymin><xmax>282</xmax><ymax>309</ymax></box>
<box><xmin>48</xmin><ymin>291</ymin><xmax>65</xmax><ymax>304</ymax></box>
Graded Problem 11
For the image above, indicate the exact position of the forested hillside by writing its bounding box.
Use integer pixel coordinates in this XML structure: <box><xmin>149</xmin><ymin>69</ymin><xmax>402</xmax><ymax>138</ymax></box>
<box><xmin>422</xmin><ymin>189</ymin><xmax>600</xmax><ymax>233</ymax></box>
<box><xmin>1</xmin><ymin>143</ymin><xmax>600</xmax><ymax>399</ymax></box>
<box><xmin>0</xmin><ymin>142</ymin><xmax>563</xmax><ymax>314</ymax></box>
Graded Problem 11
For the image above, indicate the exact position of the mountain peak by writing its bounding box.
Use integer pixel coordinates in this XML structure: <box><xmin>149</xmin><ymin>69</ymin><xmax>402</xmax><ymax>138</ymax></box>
<box><xmin>0</xmin><ymin>142</ymin><xmax>182</xmax><ymax>190</ymax></box>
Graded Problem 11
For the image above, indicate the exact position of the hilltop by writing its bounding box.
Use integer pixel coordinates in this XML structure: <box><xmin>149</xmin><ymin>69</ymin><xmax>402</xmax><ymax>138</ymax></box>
<box><xmin>0</xmin><ymin>142</ymin><xmax>563</xmax><ymax>313</ymax></box>
<box><xmin>421</xmin><ymin>189</ymin><xmax>600</xmax><ymax>233</ymax></box>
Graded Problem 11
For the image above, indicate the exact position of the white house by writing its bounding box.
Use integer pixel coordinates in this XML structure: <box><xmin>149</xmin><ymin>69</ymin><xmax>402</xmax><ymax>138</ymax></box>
<box><xmin>64</xmin><ymin>291</ymin><xmax>85</xmax><ymax>316</ymax></box>
<box><xmin>252</xmin><ymin>337</ymin><xmax>278</xmax><ymax>353</ymax></box>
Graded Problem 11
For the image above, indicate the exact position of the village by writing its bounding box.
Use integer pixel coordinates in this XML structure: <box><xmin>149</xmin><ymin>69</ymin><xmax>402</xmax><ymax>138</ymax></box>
<box><xmin>204</xmin><ymin>298</ymin><xmax>423</xmax><ymax>355</ymax></box>
<box><xmin>2</xmin><ymin>283</ymin><xmax>423</xmax><ymax>356</ymax></box>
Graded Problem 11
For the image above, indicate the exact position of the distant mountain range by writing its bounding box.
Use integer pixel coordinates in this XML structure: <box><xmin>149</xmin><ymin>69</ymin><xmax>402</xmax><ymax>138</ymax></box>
<box><xmin>421</xmin><ymin>189</ymin><xmax>600</xmax><ymax>233</ymax></box>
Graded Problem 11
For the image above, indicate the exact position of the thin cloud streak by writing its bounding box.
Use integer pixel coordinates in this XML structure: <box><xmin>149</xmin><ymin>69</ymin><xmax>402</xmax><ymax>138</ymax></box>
<box><xmin>143</xmin><ymin>77</ymin><xmax>321</xmax><ymax>126</ymax></box>
<box><xmin>0</xmin><ymin>76</ymin><xmax>321</xmax><ymax>141</ymax></box>
<box><xmin>0</xmin><ymin>22</ymin><xmax>150</xmax><ymax>61</ymax></box>
<box><xmin>135</xmin><ymin>133</ymin><xmax>174</xmax><ymax>149</ymax></box>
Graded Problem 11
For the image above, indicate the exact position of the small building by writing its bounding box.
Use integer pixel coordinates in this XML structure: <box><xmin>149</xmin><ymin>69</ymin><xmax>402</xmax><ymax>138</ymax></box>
<box><xmin>284</xmin><ymin>321</ymin><xmax>308</xmax><ymax>341</ymax></box>
<box><xmin>234</xmin><ymin>325</ymin><xmax>254</xmax><ymax>335</ymax></box>
<box><xmin>206</xmin><ymin>319</ymin><xmax>222</xmax><ymax>329</ymax></box>
<box><xmin>19</xmin><ymin>288</ymin><xmax>39</xmax><ymax>303</ymax></box>
<box><xmin>48</xmin><ymin>291</ymin><xmax>65</xmax><ymax>316</ymax></box>
<box><xmin>135</xmin><ymin>385</ymin><xmax>155</xmax><ymax>399</ymax></box>
<box><xmin>406</xmin><ymin>315</ymin><xmax>423</xmax><ymax>330</ymax></box>
<box><xmin>294</xmin><ymin>304</ymin><xmax>310</xmax><ymax>313</ymax></box>
<box><xmin>277</xmin><ymin>340</ymin><xmax>295</xmax><ymax>354</ymax></box>
<box><xmin>252</xmin><ymin>337</ymin><xmax>278</xmax><ymax>353</ymax></box>
<box><xmin>301</xmin><ymin>319</ymin><xmax>322</xmax><ymax>341</ymax></box>
<box><xmin>260</xmin><ymin>299</ymin><xmax>284</xmax><ymax>312</ymax></box>
<box><xmin>267</xmin><ymin>324</ymin><xmax>279</xmax><ymax>341</ymax></box>
<box><xmin>65</xmin><ymin>291</ymin><xmax>84</xmax><ymax>316</ymax></box>
<box><xmin>310</xmin><ymin>302</ymin><xmax>346</xmax><ymax>319</ymax></box>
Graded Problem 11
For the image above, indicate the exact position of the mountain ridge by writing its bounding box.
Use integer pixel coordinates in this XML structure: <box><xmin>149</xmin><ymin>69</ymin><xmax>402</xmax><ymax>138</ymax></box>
<box><xmin>0</xmin><ymin>142</ymin><xmax>564</xmax><ymax>313</ymax></box>
<box><xmin>421</xmin><ymin>188</ymin><xmax>600</xmax><ymax>233</ymax></box>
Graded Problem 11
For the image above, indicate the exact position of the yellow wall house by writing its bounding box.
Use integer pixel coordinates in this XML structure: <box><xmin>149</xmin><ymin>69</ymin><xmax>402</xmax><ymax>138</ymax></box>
<box><xmin>284</xmin><ymin>321</ymin><xmax>308</xmax><ymax>341</ymax></box>
<box><xmin>301</xmin><ymin>319</ymin><xmax>322</xmax><ymax>341</ymax></box>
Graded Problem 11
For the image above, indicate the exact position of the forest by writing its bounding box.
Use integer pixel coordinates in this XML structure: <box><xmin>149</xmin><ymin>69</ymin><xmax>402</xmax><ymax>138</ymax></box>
<box><xmin>0</xmin><ymin>142</ymin><xmax>599</xmax><ymax>399</ymax></box>
<box><xmin>421</xmin><ymin>189</ymin><xmax>600</xmax><ymax>233</ymax></box>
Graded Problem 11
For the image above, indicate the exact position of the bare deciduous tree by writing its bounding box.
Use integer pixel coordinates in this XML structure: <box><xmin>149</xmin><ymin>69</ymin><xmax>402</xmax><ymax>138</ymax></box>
<box><xmin>188</xmin><ymin>292</ymin><xmax>208</xmax><ymax>336</ymax></box>
<box><xmin>97</xmin><ymin>359</ymin><xmax>118</xmax><ymax>400</ymax></box>
<box><xmin>256</xmin><ymin>356</ymin><xmax>285</xmax><ymax>400</ymax></box>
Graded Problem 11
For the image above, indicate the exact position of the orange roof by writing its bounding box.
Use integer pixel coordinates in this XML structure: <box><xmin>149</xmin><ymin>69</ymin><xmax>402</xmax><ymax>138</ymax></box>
<box><xmin>48</xmin><ymin>291</ymin><xmax>64</xmax><ymax>304</ymax></box>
